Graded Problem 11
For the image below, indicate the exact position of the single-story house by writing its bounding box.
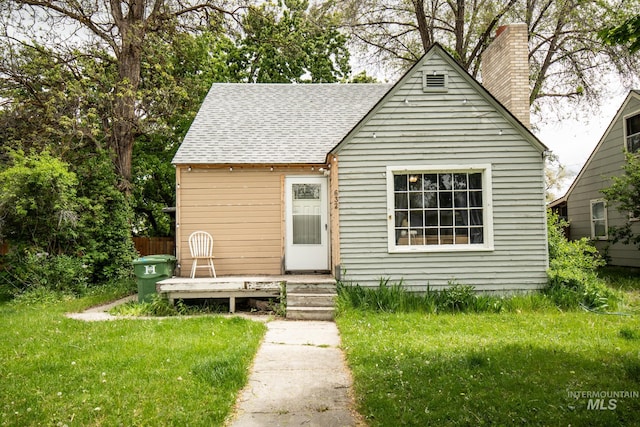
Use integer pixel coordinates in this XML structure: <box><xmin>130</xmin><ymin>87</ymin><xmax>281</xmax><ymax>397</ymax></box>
<box><xmin>550</xmin><ymin>90</ymin><xmax>640</xmax><ymax>268</ymax></box>
<box><xmin>172</xmin><ymin>24</ymin><xmax>549</xmax><ymax>292</ymax></box>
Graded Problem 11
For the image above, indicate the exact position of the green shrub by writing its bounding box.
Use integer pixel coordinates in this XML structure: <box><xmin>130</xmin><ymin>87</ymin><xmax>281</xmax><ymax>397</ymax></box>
<box><xmin>438</xmin><ymin>283</ymin><xmax>476</xmax><ymax>312</ymax></box>
<box><xmin>0</xmin><ymin>150</ymin><xmax>137</xmax><ymax>292</ymax></box>
<box><xmin>0</xmin><ymin>150</ymin><xmax>80</xmax><ymax>253</ymax></box>
<box><xmin>0</xmin><ymin>251</ymin><xmax>89</xmax><ymax>296</ymax></box>
<box><xmin>545</xmin><ymin>211</ymin><xmax>619</xmax><ymax>310</ymax></box>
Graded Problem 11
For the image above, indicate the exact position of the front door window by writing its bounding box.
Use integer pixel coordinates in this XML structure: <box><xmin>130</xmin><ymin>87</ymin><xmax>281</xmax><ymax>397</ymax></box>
<box><xmin>292</xmin><ymin>184</ymin><xmax>322</xmax><ymax>245</ymax></box>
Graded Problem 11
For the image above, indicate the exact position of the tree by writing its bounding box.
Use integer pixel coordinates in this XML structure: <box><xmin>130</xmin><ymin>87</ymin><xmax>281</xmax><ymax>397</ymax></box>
<box><xmin>232</xmin><ymin>0</ymin><xmax>351</xmax><ymax>82</ymax></box>
<box><xmin>0</xmin><ymin>0</ymin><xmax>243</xmax><ymax>190</ymax></box>
<box><xmin>545</xmin><ymin>152</ymin><xmax>575</xmax><ymax>202</ymax></box>
<box><xmin>600</xmin><ymin>15</ymin><xmax>640</xmax><ymax>54</ymax></box>
<box><xmin>338</xmin><ymin>0</ymin><xmax>640</xmax><ymax>107</ymax></box>
<box><xmin>601</xmin><ymin>153</ymin><xmax>640</xmax><ymax>249</ymax></box>
<box><xmin>0</xmin><ymin>150</ymin><xmax>137</xmax><ymax>291</ymax></box>
<box><xmin>0</xmin><ymin>151</ymin><xmax>79</xmax><ymax>254</ymax></box>
<box><xmin>0</xmin><ymin>2</ymin><xmax>357</xmax><ymax>236</ymax></box>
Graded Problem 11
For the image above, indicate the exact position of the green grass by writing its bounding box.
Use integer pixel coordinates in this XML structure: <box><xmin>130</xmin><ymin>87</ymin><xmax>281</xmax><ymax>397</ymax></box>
<box><xmin>0</xmin><ymin>288</ymin><xmax>266</xmax><ymax>426</ymax></box>
<box><xmin>337</xmin><ymin>310</ymin><xmax>640</xmax><ymax>425</ymax></box>
<box><xmin>336</xmin><ymin>270</ymin><xmax>640</xmax><ymax>426</ymax></box>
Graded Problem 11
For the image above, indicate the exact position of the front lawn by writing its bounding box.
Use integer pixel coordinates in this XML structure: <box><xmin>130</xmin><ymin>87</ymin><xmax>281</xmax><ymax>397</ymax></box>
<box><xmin>337</xmin><ymin>273</ymin><xmax>640</xmax><ymax>426</ymax></box>
<box><xmin>0</xmin><ymin>292</ymin><xmax>266</xmax><ymax>426</ymax></box>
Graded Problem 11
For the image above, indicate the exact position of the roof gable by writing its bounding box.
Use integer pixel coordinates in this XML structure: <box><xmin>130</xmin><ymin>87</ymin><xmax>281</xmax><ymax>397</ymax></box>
<box><xmin>330</xmin><ymin>43</ymin><xmax>547</xmax><ymax>157</ymax></box>
<box><xmin>553</xmin><ymin>90</ymin><xmax>640</xmax><ymax>204</ymax></box>
<box><xmin>172</xmin><ymin>83</ymin><xmax>392</xmax><ymax>165</ymax></box>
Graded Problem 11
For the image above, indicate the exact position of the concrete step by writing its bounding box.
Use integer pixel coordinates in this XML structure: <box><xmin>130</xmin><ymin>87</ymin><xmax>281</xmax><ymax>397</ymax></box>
<box><xmin>285</xmin><ymin>279</ymin><xmax>337</xmax><ymax>320</ymax></box>
<box><xmin>286</xmin><ymin>282</ymin><xmax>337</xmax><ymax>294</ymax></box>
<box><xmin>286</xmin><ymin>306</ymin><xmax>335</xmax><ymax>321</ymax></box>
<box><xmin>287</xmin><ymin>293</ymin><xmax>336</xmax><ymax>307</ymax></box>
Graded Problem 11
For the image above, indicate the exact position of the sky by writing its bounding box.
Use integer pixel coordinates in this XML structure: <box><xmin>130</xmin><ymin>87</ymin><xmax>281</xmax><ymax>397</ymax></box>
<box><xmin>532</xmin><ymin>89</ymin><xmax>629</xmax><ymax>194</ymax></box>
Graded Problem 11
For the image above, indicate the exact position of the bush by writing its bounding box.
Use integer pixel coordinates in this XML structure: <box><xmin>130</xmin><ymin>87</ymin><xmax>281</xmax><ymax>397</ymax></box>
<box><xmin>0</xmin><ymin>151</ymin><xmax>80</xmax><ymax>253</ymax></box>
<box><xmin>545</xmin><ymin>211</ymin><xmax>618</xmax><ymax>310</ymax></box>
<box><xmin>0</xmin><ymin>251</ymin><xmax>89</xmax><ymax>296</ymax></box>
<box><xmin>438</xmin><ymin>283</ymin><xmax>476</xmax><ymax>312</ymax></box>
<box><xmin>0</xmin><ymin>150</ymin><xmax>137</xmax><ymax>294</ymax></box>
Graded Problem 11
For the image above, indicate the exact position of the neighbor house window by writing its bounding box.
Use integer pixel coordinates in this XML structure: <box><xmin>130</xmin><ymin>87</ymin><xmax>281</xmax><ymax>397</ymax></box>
<box><xmin>387</xmin><ymin>165</ymin><xmax>493</xmax><ymax>252</ymax></box>
<box><xmin>626</xmin><ymin>112</ymin><xmax>640</xmax><ymax>153</ymax></box>
<box><xmin>590</xmin><ymin>199</ymin><xmax>608</xmax><ymax>240</ymax></box>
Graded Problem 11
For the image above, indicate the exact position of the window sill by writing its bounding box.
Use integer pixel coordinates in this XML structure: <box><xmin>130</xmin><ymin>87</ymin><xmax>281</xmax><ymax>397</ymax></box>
<box><xmin>389</xmin><ymin>244</ymin><xmax>494</xmax><ymax>253</ymax></box>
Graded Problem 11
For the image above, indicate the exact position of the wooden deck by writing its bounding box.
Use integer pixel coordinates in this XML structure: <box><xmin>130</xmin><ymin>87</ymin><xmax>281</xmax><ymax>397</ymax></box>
<box><xmin>156</xmin><ymin>275</ymin><xmax>335</xmax><ymax>313</ymax></box>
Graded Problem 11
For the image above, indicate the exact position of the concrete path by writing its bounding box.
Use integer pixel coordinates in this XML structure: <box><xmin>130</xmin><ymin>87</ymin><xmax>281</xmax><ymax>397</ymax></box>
<box><xmin>228</xmin><ymin>320</ymin><xmax>363</xmax><ymax>427</ymax></box>
<box><xmin>67</xmin><ymin>298</ymin><xmax>363</xmax><ymax>426</ymax></box>
<box><xmin>65</xmin><ymin>295</ymin><xmax>137</xmax><ymax>321</ymax></box>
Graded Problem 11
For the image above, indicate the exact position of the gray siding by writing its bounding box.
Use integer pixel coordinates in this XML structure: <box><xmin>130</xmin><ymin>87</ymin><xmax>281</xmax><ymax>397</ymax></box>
<box><xmin>335</xmin><ymin>50</ymin><xmax>548</xmax><ymax>291</ymax></box>
<box><xmin>566</xmin><ymin>94</ymin><xmax>640</xmax><ymax>268</ymax></box>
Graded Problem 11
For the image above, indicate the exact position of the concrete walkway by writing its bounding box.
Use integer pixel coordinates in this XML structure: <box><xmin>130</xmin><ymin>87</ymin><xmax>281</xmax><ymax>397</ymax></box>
<box><xmin>67</xmin><ymin>298</ymin><xmax>363</xmax><ymax>426</ymax></box>
<box><xmin>228</xmin><ymin>320</ymin><xmax>363</xmax><ymax>427</ymax></box>
<box><xmin>65</xmin><ymin>295</ymin><xmax>137</xmax><ymax>321</ymax></box>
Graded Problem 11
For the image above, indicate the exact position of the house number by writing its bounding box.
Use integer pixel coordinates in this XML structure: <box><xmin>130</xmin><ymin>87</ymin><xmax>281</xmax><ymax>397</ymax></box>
<box><xmin>145</xmin><ymin>265</ymin><xmax>156</xmax><ymax>275</ymax></box>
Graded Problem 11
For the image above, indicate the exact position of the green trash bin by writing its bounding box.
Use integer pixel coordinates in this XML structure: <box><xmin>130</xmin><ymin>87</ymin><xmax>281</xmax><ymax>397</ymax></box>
<box><xmin>133</xmin><ymin>254</ymin><xmax>177</xmax><ymax>303</ymax></box>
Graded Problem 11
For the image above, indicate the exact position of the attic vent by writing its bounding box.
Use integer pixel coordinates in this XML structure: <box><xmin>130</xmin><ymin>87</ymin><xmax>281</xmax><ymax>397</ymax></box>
<box><xmin>423</xmin><ymin>71</ymin><xmax>448</xmax><ymax>92</ymax></box>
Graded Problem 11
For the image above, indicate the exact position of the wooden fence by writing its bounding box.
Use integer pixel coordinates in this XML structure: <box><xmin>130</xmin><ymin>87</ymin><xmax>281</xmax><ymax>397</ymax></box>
<box><xmin>132</xmin><ymin>237</ymin><xmax>176</xmax><ymax>256</ymax></box>
<box><xmin>0</xmin><ymin>238</ymin><xmax>175</xmax><ymax>257</ymax></box>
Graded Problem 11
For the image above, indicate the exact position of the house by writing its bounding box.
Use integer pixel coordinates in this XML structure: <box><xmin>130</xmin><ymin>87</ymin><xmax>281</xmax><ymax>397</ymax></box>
<box><xmin>171</xmin><ymin>24</ymin><xmax>549</xmax><ymax>292</ymax></box>
<box><xmin>550</xmin><ymin>91</ymin><xmax>640</xmax><ymax>268</ymax></box>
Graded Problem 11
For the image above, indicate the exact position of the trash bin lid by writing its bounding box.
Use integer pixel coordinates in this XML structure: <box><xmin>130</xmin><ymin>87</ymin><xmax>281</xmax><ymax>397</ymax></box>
<box><xmin>133</xmin><ymin>254</ymin><xmax>176</xmax><ymax>264</ymax></box>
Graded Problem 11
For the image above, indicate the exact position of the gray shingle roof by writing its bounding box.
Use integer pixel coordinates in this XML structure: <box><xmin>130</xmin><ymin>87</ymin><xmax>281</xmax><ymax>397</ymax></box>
<box><xmin>173</xmin><ymin>83</ymin><xmax>393</xmax><ymax>165</ymax></box>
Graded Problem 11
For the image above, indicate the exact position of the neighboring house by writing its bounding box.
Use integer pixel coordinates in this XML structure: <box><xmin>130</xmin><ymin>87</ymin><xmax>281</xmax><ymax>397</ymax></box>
<box><xmin>172</xmin><ymin>24</ymin><xmax>549</xmax><ymax>292</ymax></box>
<box><xmin>550</xmin><ymin>90</ymin><xmax>640</xmax><ymax>268</ymax></box>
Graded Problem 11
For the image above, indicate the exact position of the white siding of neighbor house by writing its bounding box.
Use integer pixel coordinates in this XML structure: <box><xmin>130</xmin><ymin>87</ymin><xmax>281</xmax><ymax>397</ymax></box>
<box><xmin>334</xmin><ymin>50</ymin><xmax>548</xmax><ymax>291</ymax></box>
<box><xmin>566</xmin><ymin>94</ymin><xmax>640</xmax><ymax>268</ymax></box>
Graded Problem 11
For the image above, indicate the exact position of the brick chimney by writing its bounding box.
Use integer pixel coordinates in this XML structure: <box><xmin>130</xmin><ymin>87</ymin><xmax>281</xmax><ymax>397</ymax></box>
<box><xmin>481</xmin><ymin>23</ymin><xmax>530</xmax><ymax>128</ymax></box>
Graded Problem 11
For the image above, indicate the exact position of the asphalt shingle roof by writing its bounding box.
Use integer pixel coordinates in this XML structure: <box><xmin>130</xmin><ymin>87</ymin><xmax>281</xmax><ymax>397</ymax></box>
<box><xmin>173</xmin><ymin>83</ymin><xmax>393</xmax><ymax>165</ymax></box>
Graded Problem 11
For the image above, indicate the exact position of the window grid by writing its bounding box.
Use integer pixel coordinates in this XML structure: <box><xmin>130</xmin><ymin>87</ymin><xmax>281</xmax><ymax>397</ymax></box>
<box><xmin>590</xmin><ymin>200</ymin><xmax>608</xmax><ymax>240</ymax></box>
<box><xmin>626</xmin><ymin>113</ymin><xmax>640</xmax><ymax>153</ymax></box>
<box><xmin>394</xmin><ymin>172</ymin><xmax>484</xmax><ymax>246</ymax></box>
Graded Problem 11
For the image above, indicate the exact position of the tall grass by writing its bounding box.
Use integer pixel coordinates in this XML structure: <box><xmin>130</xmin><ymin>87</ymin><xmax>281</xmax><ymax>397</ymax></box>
<box><xmin>336</xmin><ymin>279</ymin><xmax>557</xmax><ymax>315</ymax></box>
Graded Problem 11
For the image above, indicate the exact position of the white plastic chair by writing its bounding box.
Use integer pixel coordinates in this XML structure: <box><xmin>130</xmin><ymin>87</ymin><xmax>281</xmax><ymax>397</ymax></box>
<box><xmin>188</xmin><ymin>231</ymin><xmax>216</xmax><ymax>278</ymax></box>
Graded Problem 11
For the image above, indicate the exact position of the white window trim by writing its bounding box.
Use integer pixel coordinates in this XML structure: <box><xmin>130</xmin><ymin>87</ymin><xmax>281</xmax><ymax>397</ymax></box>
<box><xmin>386</xmin><ymin>164</ymin><xmax>494</xmax><ymax>253</ymax></box>
<box><xmin>590</xmin><ymin>199</ymin><xmax>608</xmax><ymax>240</ymax></box>
<box><xmin>623</xmin><ymin>110</ymin><xmax>640</xmax><ymax>153</ymax></box>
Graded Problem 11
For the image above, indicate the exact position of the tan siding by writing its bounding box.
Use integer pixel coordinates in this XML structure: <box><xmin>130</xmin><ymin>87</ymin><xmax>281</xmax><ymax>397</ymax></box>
<box><xmin>334</xmin><ymin>50</ymin><xmax>548</xmax><ymax>291</ymax></box>
<box><xmin>175</xmin><ymin>166</ymin><xmax>315</xmax><ymax>276</ymax></box>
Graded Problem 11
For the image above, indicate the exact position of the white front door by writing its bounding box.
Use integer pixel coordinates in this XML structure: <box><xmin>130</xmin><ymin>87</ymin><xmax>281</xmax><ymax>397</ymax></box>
<box><xmin>285</xmin><ymin>176</ymin><xmax>329</xmax><ymax>271</ymax></box>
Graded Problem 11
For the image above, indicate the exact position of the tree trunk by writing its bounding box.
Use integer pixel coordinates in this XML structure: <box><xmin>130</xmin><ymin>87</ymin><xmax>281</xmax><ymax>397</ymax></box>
<box><xmin>414</xmin><ymin>0</ymin><xmax>432</xmax><ymax>52</ymax></box>
<box><xmin>110</xmin><ymin>0</ymin><xmax>146</xmax><ymax>192</ymax></box>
